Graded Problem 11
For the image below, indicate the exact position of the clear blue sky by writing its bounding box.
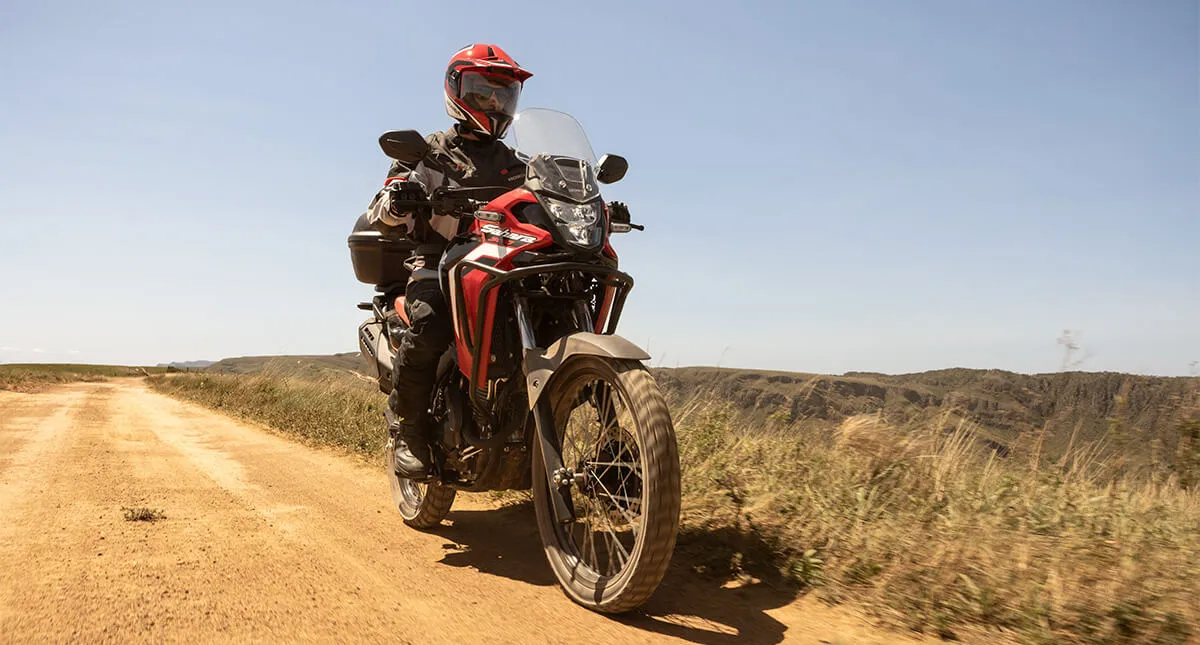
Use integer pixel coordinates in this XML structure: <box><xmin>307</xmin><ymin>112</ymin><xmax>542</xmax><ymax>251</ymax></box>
<box><xmin>1</xmin><ymin>0</ymin><xmax>1196</xmax><ymax>375</ymax></box>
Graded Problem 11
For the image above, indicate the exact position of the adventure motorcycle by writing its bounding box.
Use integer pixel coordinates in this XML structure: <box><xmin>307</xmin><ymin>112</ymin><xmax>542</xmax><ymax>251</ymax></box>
<box><xmin>349</xmin><ymin>109</ymin><xmax>680</xmax><ymax>613</ymax></box>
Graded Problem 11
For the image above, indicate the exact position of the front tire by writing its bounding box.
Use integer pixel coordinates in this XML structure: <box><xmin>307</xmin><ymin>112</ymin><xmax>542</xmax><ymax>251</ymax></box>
<box><xmin>387</xmin><ymin>436</ymin><xmax>456</xmax><ymax>529</ymax></box>
<box><xmin>532</xmin><ymin>357</ymin><xmax>681</xmax><ymax>613</ymax></box>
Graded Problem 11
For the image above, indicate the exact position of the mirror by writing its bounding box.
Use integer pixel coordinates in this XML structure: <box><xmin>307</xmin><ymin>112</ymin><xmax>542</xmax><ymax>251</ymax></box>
<box><xmin>378</xmin><ymin>130</ymin><xmax>429</xmax><ymax>164</ymax></box>
<box><xmin>596</xmin><ymin>154</ymin><xmax>628</xmax><ymax>184</ymax></box>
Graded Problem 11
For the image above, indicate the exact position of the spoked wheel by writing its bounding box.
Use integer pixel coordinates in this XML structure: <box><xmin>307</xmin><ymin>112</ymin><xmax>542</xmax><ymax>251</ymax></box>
<box><xmin>387</xmin><ymin>436</ymin><xmax>456</xmax><ymax>529</ymax></box>
<box><xmin>533</xmin><ymin>356</ymin><xmax>680</xmax><ymax>613</ymax></box>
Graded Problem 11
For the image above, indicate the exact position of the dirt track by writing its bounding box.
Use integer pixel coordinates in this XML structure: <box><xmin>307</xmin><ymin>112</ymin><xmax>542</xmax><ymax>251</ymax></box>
<box><xmin>0</xmin><ymin>380</ymin><xmax>945</xmax><ymax>644</ymax></box>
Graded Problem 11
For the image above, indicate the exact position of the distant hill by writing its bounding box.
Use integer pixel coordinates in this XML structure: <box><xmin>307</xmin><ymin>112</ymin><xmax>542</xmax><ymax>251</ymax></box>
<box><xmin>653</xmin><ymin>366</ymin><xmax>1199</xmax><ymax>463</ymax></box>
<box><xmin>205</xmin><ymin>353</ymin><xmax>368</xmax><ymax>384</ymax></box>
<box><xmin>157</xmin><ymin>360</ymin><xmax>216</xmax><ymax>369</ymax></box>
<box><xmin>201</xmin><ymin>353</ymin><xmax>1199</xmax><ymax>464</ymax></box>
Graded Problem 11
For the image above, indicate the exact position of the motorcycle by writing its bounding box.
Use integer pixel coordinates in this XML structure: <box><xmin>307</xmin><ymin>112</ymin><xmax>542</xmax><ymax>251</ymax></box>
<box><xmin>349</xmin><ymin>108</ymin><xmax>680</xmax><ymax>613</ymax></box>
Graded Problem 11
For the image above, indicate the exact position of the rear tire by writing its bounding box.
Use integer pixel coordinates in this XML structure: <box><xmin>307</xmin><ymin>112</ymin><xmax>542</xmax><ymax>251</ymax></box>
<box><xmin>532</xmin><ymin>357</ymin><xmax>680</xmax><ymax>614</ymax></box>
<box><xmin>387</xmin><ymin>436</ymin><xmax>456</xmax><ymax>529</ymax></box>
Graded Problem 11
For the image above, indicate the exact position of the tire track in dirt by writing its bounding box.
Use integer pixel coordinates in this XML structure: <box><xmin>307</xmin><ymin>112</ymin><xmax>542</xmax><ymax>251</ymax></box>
<box><xmin>0</xmin><ymin>380</ymin><xmax>968</xmax><ymax>644</ymax></box>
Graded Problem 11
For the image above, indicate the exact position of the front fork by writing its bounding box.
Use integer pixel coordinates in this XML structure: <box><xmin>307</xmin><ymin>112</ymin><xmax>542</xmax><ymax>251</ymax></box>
<box><xmin>515</xmin><ymin>297</ymin><xmax>576</xmax><ymax>525</ymax></box>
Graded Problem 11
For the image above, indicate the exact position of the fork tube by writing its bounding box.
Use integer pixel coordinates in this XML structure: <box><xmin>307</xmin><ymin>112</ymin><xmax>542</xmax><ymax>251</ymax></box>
<box><xmin>515</xmin><ymin>296</ymin><xmax>537</xmax><ymax>350</ymax></box>
<box><xmin>515</xmin><ymin>297</ymin><xmax>575</xmax><ymax>524</ymax></box>
<box><xmin>574</xmin><ymin>300</ymin><xmax>594</xmax><ymax>333</ymax></box>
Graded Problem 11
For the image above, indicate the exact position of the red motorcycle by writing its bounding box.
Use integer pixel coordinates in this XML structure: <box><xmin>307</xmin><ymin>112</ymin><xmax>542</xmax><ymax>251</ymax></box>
<box><xmin>349</xmin><ymin>109</ymin><xmax>680</xmax><ymax>613</ymax></box>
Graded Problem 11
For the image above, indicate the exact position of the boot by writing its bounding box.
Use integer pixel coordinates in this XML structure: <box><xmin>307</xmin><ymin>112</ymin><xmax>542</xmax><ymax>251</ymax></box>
<box><xmin>387</xmin><ymin>408</ymin><xmax>434</xmax><ymax>480</ymax></box>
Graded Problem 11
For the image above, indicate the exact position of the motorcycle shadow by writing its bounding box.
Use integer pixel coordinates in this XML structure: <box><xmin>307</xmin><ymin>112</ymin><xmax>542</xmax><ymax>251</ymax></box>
<box><xmin>433</xmin><ymin>501</ymin><xmax>800</xmax><ymax>645</ymax></box>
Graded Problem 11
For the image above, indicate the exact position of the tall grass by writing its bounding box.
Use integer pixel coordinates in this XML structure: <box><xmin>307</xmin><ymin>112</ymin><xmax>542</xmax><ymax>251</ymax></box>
<box><xmin>676</xmin><ymin>402</ymin><xmax>1199</xmax><ymax>644</ymax></box>
<box><xmin>149</xmin><ymin>371</ymin><xmax>1199</xmax><ymax>644</ymax></box>
<box><xmin>148</xmin><ymin>367</ymin><xmax>387</xmax><ymax>454</ymax></box>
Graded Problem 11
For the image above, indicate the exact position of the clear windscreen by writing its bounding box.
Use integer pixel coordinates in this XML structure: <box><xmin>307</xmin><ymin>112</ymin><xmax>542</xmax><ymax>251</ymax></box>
<box><xmin>509</xmin><ymin>108</ymin><xmax>598</xmax><ymax>165</ymax></box>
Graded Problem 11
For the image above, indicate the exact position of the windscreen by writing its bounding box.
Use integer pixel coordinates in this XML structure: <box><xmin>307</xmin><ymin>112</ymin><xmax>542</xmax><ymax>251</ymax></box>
<box><xmin>510</xmin><ymin>108</ymin><xmax>598</xmax><ymax>165</ymax></box>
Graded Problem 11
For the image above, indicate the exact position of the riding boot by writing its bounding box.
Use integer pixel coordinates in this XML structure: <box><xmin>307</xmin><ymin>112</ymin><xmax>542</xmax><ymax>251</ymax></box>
<box><xmin>386</xmin><ymin>407</ymin><xmax>435</xmax><ymax>480</ymax></box>
<box><xmin>386</xmin><ymin>253</ymin><xmax>453</xmax><ymax>481</ymax></box>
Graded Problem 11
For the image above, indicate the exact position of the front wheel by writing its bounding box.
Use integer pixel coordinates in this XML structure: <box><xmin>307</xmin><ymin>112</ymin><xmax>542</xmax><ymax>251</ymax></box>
<box><xmin>387</xmin><ymin>436</ymin><xmax>456</xmax><ymax>529</ymax></box>
<box><xmin>533</xmin><ymin>357</ymin><xmax>681</xmax><ymax>613</ymax></box>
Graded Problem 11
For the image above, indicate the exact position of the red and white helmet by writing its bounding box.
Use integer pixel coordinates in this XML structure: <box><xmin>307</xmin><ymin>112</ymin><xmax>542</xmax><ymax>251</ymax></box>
<box><xmin>444</xmin><ymin>44</ymin><xmax>532</xmax><ymax>140</ymax></box>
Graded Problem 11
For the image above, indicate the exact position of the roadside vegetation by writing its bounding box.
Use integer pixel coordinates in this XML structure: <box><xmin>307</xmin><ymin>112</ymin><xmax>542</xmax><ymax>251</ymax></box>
<box><xmin>121</xmin><ymin>506</ymin><xmax>167</xmax><ymax>522</ymax></box>
<box><xmin>148</xmin><ymin>367</ymin><xmax>385</xmax><ymax>454</ymax></box>
<box><xmin>0</xmin><ymin>364</ymin><xmax>165</xmax><ymax>392</ymax></box>
<box><xmin>676</xmin><ymin>401</ymin><xmax>1198</xmax><ymax>644</ymax></box>
<box><xmin>148</xmin><ymin>369</ymin><xmax>1198</xmax><ymax>644</ymax></box>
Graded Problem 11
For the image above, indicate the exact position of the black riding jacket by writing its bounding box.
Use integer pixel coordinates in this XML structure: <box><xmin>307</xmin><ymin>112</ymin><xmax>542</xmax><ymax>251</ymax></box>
<box><xmin>367</xmin><ymin>124</ymin><xmax>526</xmax><ymax>247</ymax></box>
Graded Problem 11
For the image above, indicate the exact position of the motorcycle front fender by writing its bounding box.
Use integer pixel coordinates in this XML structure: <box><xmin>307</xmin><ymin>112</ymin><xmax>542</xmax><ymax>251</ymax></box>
<box><xmin>523</xmin><ymin>332</ymin><xmax>650</xmax><ymax>409</ymax></box>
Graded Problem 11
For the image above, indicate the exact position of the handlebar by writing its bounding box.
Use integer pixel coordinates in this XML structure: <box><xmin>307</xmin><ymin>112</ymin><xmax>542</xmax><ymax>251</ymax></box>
<box><xmin>390</xmin><ymin>196</ymin><xmax>485</xmax><ymax>216</ymax></box>
<box><xmin>395</xmin><ymin>185</ymin><xmax>646</xmax><ymax>230</ymax></box>
<box><xmin>392</xmin><ymin>185</ymin><xmax>505</xmax><ymax>217</ymax></box>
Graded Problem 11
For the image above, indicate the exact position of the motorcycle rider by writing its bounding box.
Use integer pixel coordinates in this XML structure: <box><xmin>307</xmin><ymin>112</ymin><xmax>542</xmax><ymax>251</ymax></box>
<box><xmin>365</xmin><ymin>44</ymin><xmax>531</xmax><ymax>479</ymax></box>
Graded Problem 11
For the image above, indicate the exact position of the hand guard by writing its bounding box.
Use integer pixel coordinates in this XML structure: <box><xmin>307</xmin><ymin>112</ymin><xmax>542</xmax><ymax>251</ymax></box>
<box><xmin>386</xmin><ymin>180</ymin><xmax>429</xmax><ymax>218</ymax></box>
<box><xmin>607</xmin><ymin>201</ymin><xmax>631</xmax><ymax>224</ymax></box>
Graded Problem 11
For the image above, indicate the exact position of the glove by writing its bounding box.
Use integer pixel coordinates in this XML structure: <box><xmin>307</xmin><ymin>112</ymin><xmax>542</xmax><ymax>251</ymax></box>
<box><xmin>386</xmin><ymin>180</ymin><xmax>429</xmax><ymax>218</ymax></box>
<box><xmin>607</xmin><ymin>201</ymin><xmax>631</xmax><ymax>224</ymax></box>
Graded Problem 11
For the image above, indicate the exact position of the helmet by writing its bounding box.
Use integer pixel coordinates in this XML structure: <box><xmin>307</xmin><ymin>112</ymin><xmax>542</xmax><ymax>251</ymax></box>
<box><xmin>444</xmin><ymin>44</ymin><xmax>532</xmax><ymax>140</ymax></box>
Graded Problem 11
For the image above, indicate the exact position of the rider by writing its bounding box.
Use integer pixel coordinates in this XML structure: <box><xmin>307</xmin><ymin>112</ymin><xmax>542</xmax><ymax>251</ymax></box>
<box><xmin>365</xmin><ymin>44</ymin><xmax>531</xmax><ymax>479</ymax></box>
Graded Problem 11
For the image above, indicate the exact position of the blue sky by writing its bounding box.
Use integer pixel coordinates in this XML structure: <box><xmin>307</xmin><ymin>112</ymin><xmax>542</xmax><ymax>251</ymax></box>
<box><xmin>1</xmin><ymin>0</ymin><xmax>1196</xmax><ymax>375</ymax></box>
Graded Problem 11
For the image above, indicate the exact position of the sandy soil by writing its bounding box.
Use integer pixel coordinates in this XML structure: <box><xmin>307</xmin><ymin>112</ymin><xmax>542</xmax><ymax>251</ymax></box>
<box><xmin>0</xmin><ymin>380</ymin><xmax>985</xmax><ymax>644</ymax></box>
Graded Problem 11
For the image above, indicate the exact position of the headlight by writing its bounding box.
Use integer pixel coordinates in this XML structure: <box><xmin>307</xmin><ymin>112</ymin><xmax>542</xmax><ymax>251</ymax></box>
<box><xmin>543</xmin><ymin>197</ymin><xmax>603</xmax><ymax>247</ymax></box>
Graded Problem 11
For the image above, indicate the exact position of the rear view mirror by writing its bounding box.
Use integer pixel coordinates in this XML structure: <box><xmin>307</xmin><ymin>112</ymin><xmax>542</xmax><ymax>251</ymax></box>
<box><xmin>596</xmin><ymin>154</ymin><xmax>628</xmax><ymax>184</ymax></box>
<box><xmin>379</xmin><ymin>130</ymin><xmax>429</xmax><ymax>164</ymax></box>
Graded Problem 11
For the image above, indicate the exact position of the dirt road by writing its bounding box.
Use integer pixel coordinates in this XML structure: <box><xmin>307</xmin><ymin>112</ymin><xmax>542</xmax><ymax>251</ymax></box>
<box><xmin>0</xmin><ymin>380</ymin><xmax>945</xmax><ymax>644</ymax></box>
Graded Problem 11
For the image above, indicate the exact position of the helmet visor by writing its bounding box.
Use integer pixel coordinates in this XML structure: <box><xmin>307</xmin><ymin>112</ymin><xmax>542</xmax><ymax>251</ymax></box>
<box><xmin>459</xmin><ymin>71</ymin><xmax>521</xmax><ymax>117</ymax></box>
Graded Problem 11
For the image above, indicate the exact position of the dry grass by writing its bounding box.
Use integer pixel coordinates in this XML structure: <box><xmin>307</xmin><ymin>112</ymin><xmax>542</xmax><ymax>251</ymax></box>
<box><xmin>676</xmin><ymin>402</ymin><xmax>1199</xmax><ymax>644</ymax></box>
<box><xmin>149</xmin><ymin>371</ymin><xmax>1199</xmax><ymax>644</ymax></box>
<box><xmin>147</xmin><ymin>368</ymin><xmax>387</xmax><ymax>455</ymax></box>
<box><xmin>121</xmin><ymin>507</ymin><xmax>166</xmax><ymax>522</ymax></box>
<box><xmin>0</xmin><ymin>364</ymin><xmax>165</xmax><ymax>392</ymax></box>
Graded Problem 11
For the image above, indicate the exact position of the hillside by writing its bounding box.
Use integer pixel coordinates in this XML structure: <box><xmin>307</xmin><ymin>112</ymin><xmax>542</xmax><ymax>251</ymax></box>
<box><xmin>654</xmin><ymin>366</ymin><xmax>1199</xmax><ymax>462</ymax></box>
<box><xmin>205</xmin><ymin>353</ymin><xmax>366</xmax><ymax>382</ymax></box>
<box><xmin>156</xmin><ymin>360</ymin><xmax>216</xmax><ymax>369</ymax></box>
<box><xmin>201</xmin><ymin>354</ymin><xmax>1199</xmax><ymax>462</ymax></box>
